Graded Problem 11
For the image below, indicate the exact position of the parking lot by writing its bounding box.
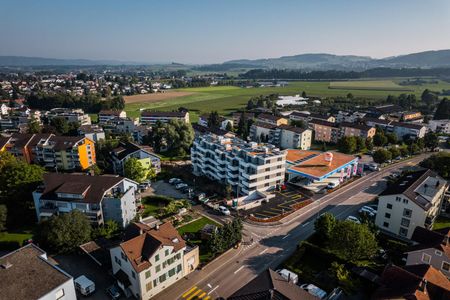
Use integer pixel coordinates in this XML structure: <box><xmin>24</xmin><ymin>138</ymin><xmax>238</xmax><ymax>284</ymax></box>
<box><xmin>146</xmin><ymin>180</ymin><xmax>187</xmax><ymax>199</ymax></box>
<box><xmin>244</xmin><ymin>187</ymin><xmax>310</xmax><ymax>219</ymax></box>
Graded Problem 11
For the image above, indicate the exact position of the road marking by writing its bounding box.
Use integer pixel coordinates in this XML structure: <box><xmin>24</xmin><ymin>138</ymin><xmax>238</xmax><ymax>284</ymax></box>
<box><xmin>187</xmin><ymin>289</ymin><xmax>202</xmax><ymax>300</ymax></box>
<box><xmin>204</xmin><ymin>297</ymin><xmax>211</xmax><ymax>300</ymax></box>
<box><xmin>259</xmin><ymin>248</ymin><xmax>268</xmax><ymax>255</ymax></box>
<box><xmin>208</xmin><ymin>285</ymin><xmax>220</xmax><ymax>295</ymax></box>
<box><xmin>282</xmin><ymin>234</ymin><xmax>290</xmax><ymax>239</ymax></box>
<box><xmin>302</xmin><ymin>221</ymin><xmax>310</xmax><ymax>227</ymax></box>
<box><xmin>197</xmin><ymin>292</ymin><xmax>207</xmax><ymax>299</ymax></box>
<box><xmin>234</xmin><ymin>265</ymin><xmax>245</xmax><ymax>274</ymax></box>
<box><xmin>182</xmin><ymin>286</ymin><xmax>197</xmax><ymax>298</ymax></box>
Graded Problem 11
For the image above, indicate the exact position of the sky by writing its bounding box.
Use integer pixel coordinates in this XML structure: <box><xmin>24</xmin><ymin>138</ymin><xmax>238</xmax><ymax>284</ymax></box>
<box><xmin>1</xmin><ymin>0</ymin><xmax>450</xmax><ymax>64</ymax></box>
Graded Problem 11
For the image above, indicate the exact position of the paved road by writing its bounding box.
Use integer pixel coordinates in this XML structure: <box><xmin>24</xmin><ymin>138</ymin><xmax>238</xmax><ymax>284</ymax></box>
<box><xmin>153</xmin><ymin>154</ymin><xmax>430</xmax><ymax>300</ymax></box>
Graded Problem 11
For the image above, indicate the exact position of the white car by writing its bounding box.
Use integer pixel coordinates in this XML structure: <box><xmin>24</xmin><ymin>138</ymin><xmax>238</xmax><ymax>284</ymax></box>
<box><xmin>327</xmin><ymin>181</ymin><xmax>339</xmax><ymax>189</ymax></box>
<box><xmin>368</xmin><ymin>163</ymin><xmax>379</xmax><ymax>171</ymax></box>
<box><xmin>218</xmin><ymin>206</ymin><xmax>231</xmax><ymax>216</ymax></box>
<box><xmin>346</xmin><ymin>215</ymin><xmax>361</xmax><ymax>224</ymax></box>
<box><xmin>359</xmin><ymin>206</ymin><xmax>376</xmax><ymax>217</ymax></box>
<box><xmin>175</xmin><ymin>183</ymin><xmax>188</xmax><ymax>190</ymax></box>
<box><xmin>300</xmin><ymin>284</ymin><xmax>327</xmax><ymax>299</ymax></box>
<box><xmin>169</xmin><ymin>178</ymin><xmax>181</xmax><ymax>184</ymax></box>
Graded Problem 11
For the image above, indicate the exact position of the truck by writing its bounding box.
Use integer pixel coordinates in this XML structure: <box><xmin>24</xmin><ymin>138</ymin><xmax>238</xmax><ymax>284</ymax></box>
<box><xmin>74</xmin><ymin>275</ymin><xmax>95</xmax><ymax>296</ymax></box>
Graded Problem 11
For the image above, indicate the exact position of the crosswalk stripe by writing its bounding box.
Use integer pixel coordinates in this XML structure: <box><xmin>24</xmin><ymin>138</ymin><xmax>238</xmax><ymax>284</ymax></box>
<box><xmin>198</xmin><ymin>292</ymin><xmax>207</xmax><ymax>299</ymax></box>
<box><xmin>182</xmin><ymin>286</ymin><xmax>197</xmax><ymax>298</ymax></box>
<box><xmin>187</xmin><ymin>289</ymin><xmax>202</xmax><ymax>300</ymax></box>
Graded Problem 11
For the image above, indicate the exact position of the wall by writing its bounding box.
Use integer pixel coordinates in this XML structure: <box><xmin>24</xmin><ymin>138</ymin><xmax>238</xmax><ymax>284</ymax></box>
<box><xmin>110</xmin><ymin>246</ymin><xmax>141</xmax><ymax>299</ymax></box>
<box><xmin>39</xmin><ymin>279</ymin><xmax>77</xmax><ymax>300</ymax></box>
<box><xmin>406</xmin><ymin>248</ymin><xmax>450</xmax><ymax>278</ymax></box>
<box><xmin>183</xmin><ymin>246</ymin><xmax>199</xmax><ymax>276</ymax></box>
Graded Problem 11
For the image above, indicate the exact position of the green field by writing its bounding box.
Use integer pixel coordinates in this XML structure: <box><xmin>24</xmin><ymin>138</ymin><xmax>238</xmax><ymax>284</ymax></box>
<box><xmin>177</xmin><ymin>216</ymin><xmax>220</xmax><ymax>235</ymax></box>
<box><xmin>125</xmin><ymin>80</ymin><xmax>450</xmax><ymax>121</ymax></box>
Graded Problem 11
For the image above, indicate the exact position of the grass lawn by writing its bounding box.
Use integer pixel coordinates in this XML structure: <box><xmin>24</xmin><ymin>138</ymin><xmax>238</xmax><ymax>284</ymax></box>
<box><xmin>329</xmin><ymin>80</ymin><xmax>413</xmax><ymax>91</ymax></box>
<box><xmin>0</xmin><ymin>231</ymin><xmax>33</xmax><ymax>250</ymax></box>
<box><xmin>177</xmin><ymin>216</ymin><xmax>220</xmax><ymax>235</ymax></box>
<box><xmin>433</xmin><ymin>216</ymin><xmax>450</xmax><ymax>230</ymax></box>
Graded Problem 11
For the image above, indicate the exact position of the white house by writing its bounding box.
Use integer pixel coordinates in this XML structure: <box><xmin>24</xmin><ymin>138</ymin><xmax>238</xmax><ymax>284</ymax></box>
<box><xmin>110</xmin><ymin>141</ymin><xmax>161</xmax><ymax>176</ymax></box>
<box><xmin>429</xmin><ymin>119</ymin><xmax>450</xmax><ymax>134</ymax></box>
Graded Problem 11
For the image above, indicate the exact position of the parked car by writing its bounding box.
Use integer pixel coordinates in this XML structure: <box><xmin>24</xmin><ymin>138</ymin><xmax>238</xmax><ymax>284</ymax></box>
<box><xmin>300</xmin><ymin>284</ymin><xmax>327</xmax><ymax>299</ymax></box>
<box><xmin>359</xmin><ymin>206</ymin><xmax>376</xmax><ymax>217</ymax></box>
<box><xmin>195</xmin><ymin>192</ymin><xmax>206</xmax><ymax>201</ymax></box>
<box><xmin>74</xmin><ymin>275</ymin><xmax>95</xmax><ymax>296</ymax></box>
<box><xmin>346</xmin><ymin>215</ymin><xmax>361</xmax><ymax>224</ymax></box>
<box><xmin>276</xmin><ymin>269</ymin><xmax>298</xmax><ymax>284</ymax></box>
<box><xmin>327</xmin><ymin>181</ymin><xmax>339</xmax><ymax>189</ymax></box>
<box><xmin>218</xmin><ymin>206</ymin><xmax>231</xmax><ymax>216</ymax></box>
<box><xmin>169</xmin><ymin>178</ymin><xmax>181</xmax><ymax>184</ymax></box>
<box><xmin>180</xmin><ymin>186</ymin><xmax>193</xmax><ymax>194</ymax></box>
<box><xmin>106</xmin><ymin>285</ymin><xmax>121</xmax><ymax>300</ymax></box>
<box><xmin>367</xmin><ymin>204</ymin><xmax>378</xmax><ymax>212</ymax></box>
<box><xmin>367</xmin><ymin>163</ymin><xmax>379</xmax><ymax>171</ymax></box>
<box><xmin>175</xmin><ymin>183</ymin><xmax>188</xmax><ymax>190</ymax></box>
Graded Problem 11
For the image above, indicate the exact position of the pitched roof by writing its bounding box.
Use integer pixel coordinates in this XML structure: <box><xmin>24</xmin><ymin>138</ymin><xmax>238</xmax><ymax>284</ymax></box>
<box><xmin>111</xmin><ymin>141</ymin><xmax>154</xmax><ymax>161</ymax></box>
<box><xmin>228</xmin><ymin>269</ymin><xmax>318</xmax><ymax>300</ymax></box>
<box><xmin>0</xmin><ymin>244</ymin><xmax>72</xmax><ymax>300</ymax></box>
<box><xmin>339</xmin><ymin>122</ymin><xmax>373</xmax><ymax>131</ymax></box>
<box><xmin>308</xmin><ymin>119</ymin><xmax>338</xmax><ymax>128</ymax></box>
<box><xmin>278</xmin><ymin>124</ymin><xmax>308</xmax><ymax>134</ymax></box>
<box><xmin>40</xmin><ymin>173</ymin><xmax>124</xmax><ymax>204</ymax></box>
<box><xmin>392</xmin><ymin>121</ymin><xmax>426</xmax><ymax>130</ymax></box>
<box><xmin>252</xmin><ymin>121</ymin><xmax>277</xmax><ymax>130</ymax></box>
<box><xmin>0</xmin><ymin>135</ymin><xmax>11</xmax><ymax>149</ymax></box>
<box><xmin>256</xmin><ymin>113</ymin><xmax>286</xmax><ymax>122</ymax></box>
<box><xmin>409</xmin><ymin>226</ymin><xmax>450</xmax><ymax>257</ymax></box>
<box><xmin>192</xmin><ymin>123</ymin><xmax>231</xmax><ymax>136</ymax></box>
<box><xmin>99</xmin><ymin>109</ymin><xmax>124</xmax><ymax>116</ymax></box>
<box><xmin>120</xmin><ymin>222</ymin><xmax>186</xmax><ymax>273</ymax></box>
<box><xmin>362</xmin><ymin>117</ymin><xmax>392</xmax><ymax>125</ymax></box>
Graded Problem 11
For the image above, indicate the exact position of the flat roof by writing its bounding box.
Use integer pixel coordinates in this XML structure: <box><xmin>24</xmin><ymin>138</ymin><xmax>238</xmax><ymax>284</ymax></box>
<box><xmin>286</xmin><ymin>150</ymin><xmax>358</xmax><ymax>180</ymax></box>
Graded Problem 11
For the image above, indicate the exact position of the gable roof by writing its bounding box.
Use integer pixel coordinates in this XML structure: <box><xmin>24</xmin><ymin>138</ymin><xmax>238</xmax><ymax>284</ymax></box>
<box><xmin>228</xmin><ymin>269</ymin><xmax>318</xmax><ymax>300</ymax></box>
<box><xmin>309</xmin><ymin>119</ymin><xmax>338</xmax><ymax>128</ymax></box>
<box><xmin>111</xmin><ymin>141</ymin><xmax>155</xmax><ymax>161</ymax></box>
<box><xmin>256</xmin><ymin>113</ymin><xmax>286</xmax><ymax>122</ymax></box>
<box><xmin>409</xmin><ymin>226</ymin><xmax>450</xmax><ymax>257</ymax></box>
<box><xmin>279</xmin><ymin>124</ymin><xmax>308</xmax><ymax>134</ymax></box>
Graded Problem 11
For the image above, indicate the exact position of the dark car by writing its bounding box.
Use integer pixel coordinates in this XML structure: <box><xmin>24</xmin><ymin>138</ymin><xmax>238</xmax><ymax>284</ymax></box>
<box><xmin>106</xmin><ymin>285</ymin><xmax>121</xmax><ymax>300</ymax></box>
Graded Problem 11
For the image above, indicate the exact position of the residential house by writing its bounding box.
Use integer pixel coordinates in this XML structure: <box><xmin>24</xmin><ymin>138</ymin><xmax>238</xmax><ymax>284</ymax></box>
<box><xmin>375</xmin><ymin>169</ymin><xmax>448</xmax><ymax>239</ymax></box>
<box><xmin>309</xmin><ymin>119</ymin><xmax>340</xmax><ymax>143</ymax></box>
<box><xmin>33</xmin><ymin>173</ymin><xmax>138</xmax><ymax>227</ymax></box>
<box><xmin>406</xmin><ymin>226</ymin><xmax>450</xmax><ymax>278</ymax></box>
<box><xmin>363</xmin><ymin>117</ymin><xmax>393</xmax><ymax>131</ymax></box>
<box><xmin>78</xmin><ymin>124</ymin><xmax>106</xmax><ymax>143</ymax></box>
<box><xmin>273</xmin><ymin>125</ymin><xmax>312</xmax><ymax>150</ymax></box>
<box><xmin>231</xmin><ymin>112</ymin><xmax>254</xmax><ymax>127</ymax></box>
<box><xmin>255</xmin><ymin>113</ymin><xmax>288</xmax><ymax>126</ymax></box>
<box><xmin>392</xmin><ymin>122</ymin><xmax>427</xmax><ymax>140</ymax></box>
<box><xmin>429</xmin><ymin>119</ymin><xmax>450</xmax><ymax>134</ymax></box>
<box><xmin>228</xmin><ymin>269</ymin><xmax>318</xmax><ymax>300</ymax></box>
<box><xmin>192</xmin><ymin>123</ymin><xmax>235</xmax><ymax>138</ymax></box>
<box><xmin>309</xmin><ymin>112</ymin><xmax>336</xmax><ymax>123</ymax></box>
<box><xmin>339</xmin><ymin>122</ymin><xmax>376</xmax><ymax>139</ymax></box>
<box><xmin>289</xmin><ymin>111</ymin><xmax>311</xmax><ymax>124</ymax></box>
<box><xmin>110</xmin><ymin>222</ymin><xmax>199</xmax><ymax>299</ymax></box>
<box><xmin>99</xmin><ymin>109</ymin><xmax>127</xmax><ymax>124</ymax></box>
<box><xmin>373</xmin><ymin>264</ymin><xmax>450</xmax><ymax>300</ymax></box>
<box><xmin>0</xmin><ymin>243</ymin><xmax>77</xmax><ymax>300</ymax></box>
<box><xmin>191</xmin><ymin>134</ymin><xmax>286</xmax><ymax>195</ymax></box>
<box><xmin>250</xmin><ymin>122</ymin><xmax>276</xmax><ymax>143</ymax></box>
<box><xmin>47</xmin><ymin>108</ymin><xmax>91</xmax><ymax>125</ymax></box>
<box><xmin>140</xmin><ymin>111</ymin><xmax>189</xmax><ymax>125</ymax></box>
<box><xmin>110</xmin><ymin>141</ymin><xmax>161</xmax><ymax>176</ymax></box>
<box><xmin>198</xmin><ymin>114</ymin><xmax>233</xmax><ymax>130</ymax></box>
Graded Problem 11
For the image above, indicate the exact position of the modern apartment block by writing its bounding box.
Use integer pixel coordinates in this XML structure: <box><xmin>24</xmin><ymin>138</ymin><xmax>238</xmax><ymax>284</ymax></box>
<box><xmin>255</xmin><ymin>113</ymin><xmax>288</xmax><ymax>126</ymax></box>
<box><xmin>33</xmin><ymin>173</ymin><xmax>138</xmax><ymax>227</ymax></box>
<box><xmin>375</xmin><ymin>169</ymin><xmax>448</xmax><ymax>239</ymax></box>
<box><xmin>191</xmin><ymin>134</ymin><xmax>286</xmax><ymax>195</ymax></box>
<box><xmin>428</xmin><ymin>119</ymin><xmax>450</xmax><ymax>134</ymax></box>
<box><xmin>1</xmin><ymin>133</ymin><xmax>96</xmax><ymax>170</ymax></box>
<box><xmin>110</xmin><ymin>141</ymin><xmax>161</xmax><ymax>176</ymax></box>
<box><xmin>110</xmin><ymin>222</ymin><xmax>199</xmax><ymax>299</ymax></box>
<box><xmin>140</xmin><ymin>111</ymin><xmax>189</xmax><ymax>125</ymax></box>
<box><xmin>339</xmin><ymin>122</ymin><xmax>376</xmax><ymax>139</ymax></box>
<box><xmin>0</xmin><ymin>243</ymin><xmax>77</xmax><ymax>300</ymax></box>
<box><xmin>309</xmin><ymin>119</ymin><xmax>340</xmax><ymax>143</ymax></box>
<box><xmin>78</xmin><ymin>124</ymin><xmax>106</xmax><ymax>143</ymax></box>
<box><xmin>46</xmin><ymin>108</ymin><xmax>92</xmax><ymax>125</ymax></box>
<box><xmin>98</xmin><ymin>109</ymin><xmax>127</xmax><ymax>124</ymax></box>
<box><xmin>250</xmin><ymin>123</ymin><xmax>312</xmax><ymax>150</ymax></box>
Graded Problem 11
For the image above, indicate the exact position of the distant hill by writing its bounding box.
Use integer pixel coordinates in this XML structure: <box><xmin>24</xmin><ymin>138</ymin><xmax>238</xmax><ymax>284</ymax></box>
<box><xmin>379</xmin><ymin>50</ymin><xmax>450</xmax><ymax>68</ymax></box>
<box><xmin>0</xmin><ymin>56</ymin><xmax>145</xmax><ymax>66</ymax></box>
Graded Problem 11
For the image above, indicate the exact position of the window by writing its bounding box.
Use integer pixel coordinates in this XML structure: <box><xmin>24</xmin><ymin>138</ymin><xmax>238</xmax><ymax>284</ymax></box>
<box><xmin>385</xmin><ymin>213</ymin><xmax>391</xmax><ymax>219</ymax></box>
<box><xmin>383</xmin><ymin>222</ymin><xmax>389</xmax><ymax>228</ymax></box>
<box><xmin>145</xmin><ymin>270</ymin><xmax>151</xmax><ymax>278</ymax></box>
<box><xmin>121</xmin><ymin>252</ymin><xmax>127</xmax><ymax>261</ymax></box>
<box><xmin>435</xmin><ymin>250</ymin><xmax>443</xmax><ymax>256</ymax></box>
<box><xmin>155</xmin><ymin>265</ymin><xmax>161</xmax><ymax>273</ymax></box>
<box><xmin>55</xmin><ymin>289</ymin><xmax>65</xmax><ymax>300</ymax></box>
<box><xmin>155</xmin><ymin>254</ymin><xmax>160</xmax><ymax>262</ymax></box>
<box><xmin>146</xmin><ymin>281</ymin><xmax>153</xmax><ymax>292</ymax></box>
<box><xmin>422</xmin><ymin>253</ymin><xmax>431</xmax><ymax>264</ymax></box>
<box><xmin>159</xmin><ymin>274</ymin><xmax>166</xmax><ymax>283</ymax></box>
<box><xmin>177</xmin><ymin>264</ymin><xmax>182</xmax><ymax>273</ymax></box>
<box><xmin>399</xmin><ymin>227</ymin><xmax>408</xmax><ymax>237</ymax></box>
<box><xmin>165</xmin><ymin>249</ymin><xmax>169</xmax><ymax>257</ymax></box>
<box><xmin>442</xmin><ymin>261</ymin><xmax>450</xmax><ymax>272</ymax></box>
<box><xmin>114</xmin><ymin>256</ymin><xmax>121</xmax><ymax>266</ymax></box>
<box><xmin>153</xmin><ymin>279</ymin><xmax>158</xmax><ymax>287</ymax></box>
<box><xmin>168</xmin><ymin>268</ymin><xmax>176</xmax><ymax>277</ymax></box>
<box><xmin>401</xmin><ymin>218</ymin><xmax>410</xmax><ymax>227</ymax></box>
<box><xmin>403</xmin><ymin>199</ymin><xmax>409</xmax><ymax>204</ymax></box>
<box><xmin>395</xmin><ymin>196</ymin><xmax>401</xmax><ymax>202</ymax></box>
<box><xmin>403</xmin><ymin>208</ymin><xmax>412</xmax><ymax>218</ymax></box>
<box><xmin>131</xmin><ymin>271</ymin><xmax>136</xmax><ymax>279</ymax></box>
<box><xmin>387</xmin><ymin>203</ymin><xmax>393</xmax><ymax>209</ymax></box>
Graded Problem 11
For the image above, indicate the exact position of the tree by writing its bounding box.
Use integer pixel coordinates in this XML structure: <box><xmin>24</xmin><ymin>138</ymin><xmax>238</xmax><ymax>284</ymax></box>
<box><xmin>389</xmin><ymin>147</ymin><xmax>401</xmax><ymax>159</ymax></box>
<box><xmin>385</xmin><ymin>133</ymin><xmax>398</xmax><ymax>145</ymax></box>
<box><xmin>356</xmin><ymin>136</ymin><xmax>366</xmax><ymax>152</ymax></box>
<box><xmin>329</xmin><ymin>221</ymin><xmax>378</xmax><ymax>262</ymax></box>
<box><xmin>225</xmin><ymin>121</ymin><xmax>233</xmax><ymax>132</ymax></box>
<box><xmin>37</xmin><ymin>210</ymin><xmax>92</xmax><ymax>253</ymax></box>
<box><xmin>346</xmin><ymin>93</ymin><xmax>354</xmax><ymax>100</ymax></box>
<box><xmin>365</xmin><ymin>137</ymin><xmax>374</xmax><ymax>151</ymax></box>
<box><xmin>337</xmin><ymin>136</ymin><xmax>357</xmax><ymax>154</ymax></box>
<box><xmin>50</xmin><ymin>117</ymin><xmax>69</xmax><ymax>135</ymax></box>
<box><xmin>314</xmin><ymin>213</ymin><xmax>336</xmax><ymax>242</ymax></box>
<box><xmin>246</xmin><ymin>99</ymin><xmax>255</xmax><ymax>110</ymax></box>
<box><xmin>124</xmin><ymin>157</ymin><xmax>147</xmax><ymax>183</ymax></box>
<box><xmin>420</xmin><ymin>152</ymin><xmax>450</xmax><ymax>179</ymax></box>
<box><xmin>434</xmin><ymin>98</ymin><xmax>450</xmax><ymax>120</ymax></box>
<box><xmin>28</xmin><ymin>117</ymin><xmax>42</xmax><ymax>133</ymax></box>
<box><xmin>329</xmin><ymin>262</ymin><xmax>356</xmax><ymax>293</ymax></box>
<box><xmin>92</xmin><ymin>220</ymin><xmax>119</xmax><ymax>239</ymax></box>
<box><xmin>208</xmin><ymin>111</ymin><xmax>220</xmax><ymax>128</ymax></box>
<box><xmin>236</xmin><ymin>113</ymin><xmax>248</xmax><ymax>138</ymax></box>
<box><xmin>0</xmin><ymin>205</ymin><xmax>6</xmax><ymax>232</ymax></box>
<box><xmin>409</xmin><ymin>143</ymin><xmax>420</xmax><ymax>155</ymax></box>
<box><xmin>424</xmin><ymin>132</ymin><xmax>439</xmax><ymax>149</ymax></box>
<box><xmin>373</xmin><ymin>132</ymin><xmax>388</xmax><ymax>147</ymax></box>
<box><xmin>399</xmin><ymin>144</ymin><xmax>409</xmax><ymax>157</ymax></box>
<box><xmin>421</xmin><ymin>89</ymin><xmax>438</xmax><ymax>106</ymax></box>
<box><xmin>373</xmin><ymin>149</ymin><xmax>392</xmax><ymax>164</ymax></box>
<box><xmin>291</xmin><ymin>120</ymin><xmax>307</xmax><ymax>129</ymax></box>
<box><xmin>301</xmin><ymin>91</ymin><xmax>307</xmax><ymax>98</ymax></box>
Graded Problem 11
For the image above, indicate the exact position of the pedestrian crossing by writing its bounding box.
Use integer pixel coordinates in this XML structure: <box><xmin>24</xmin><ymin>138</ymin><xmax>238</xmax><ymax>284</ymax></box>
<box><xmin>181</xmin><ymin>286</ymin><xmax>211</xmax><ymax>300</ymax></box>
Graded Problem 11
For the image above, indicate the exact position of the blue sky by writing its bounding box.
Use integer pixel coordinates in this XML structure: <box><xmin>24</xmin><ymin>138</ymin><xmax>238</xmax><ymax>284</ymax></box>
<box><xmin>1</xmin><ymin>0</ymin><xmax>449</xmax><ymax>63</ymax></box>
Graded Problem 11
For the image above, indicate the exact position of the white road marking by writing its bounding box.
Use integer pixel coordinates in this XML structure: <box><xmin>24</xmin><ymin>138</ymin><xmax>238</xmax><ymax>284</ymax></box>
<box><xmin>282</xmin><ymin>234</ymin><xmax>290</xmax><ymax>240</ymax></box>
<box><xmin>302</xmin><ymin>221</ymin><xmax>310</xmax><ymax>227</ymax></box>
<box><xmin>259</xmin><ymin>248</ymin><xmax>268</xmax><ymax>255</ymax></box>
<box><xmin>234</xmin><ymin>265</ymin><xmax>245</xmax><ymax>274</ymax></box>
<box><xmin>207</xmin><ymin>285</ymin><xmax>220</xmax><ymax>295</ymax></box>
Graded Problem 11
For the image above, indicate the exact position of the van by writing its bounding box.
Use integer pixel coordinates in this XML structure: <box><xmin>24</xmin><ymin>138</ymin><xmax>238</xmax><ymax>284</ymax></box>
<box><xmin>276</xmin><ymin>269</ymin><xmax>298</xmax><ymax>284</ymax></box>
<box><xmin>74</xmin><ymin>275</ymin><xmax>95</xmax><ymax>296</ymax></box>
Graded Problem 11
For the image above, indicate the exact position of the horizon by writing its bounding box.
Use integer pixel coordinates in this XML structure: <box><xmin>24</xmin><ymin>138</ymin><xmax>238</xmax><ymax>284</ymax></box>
<box><xmin>1</xmin><ymin>0</ymin><xmax>450</xmax><ymax>64</ymax></box>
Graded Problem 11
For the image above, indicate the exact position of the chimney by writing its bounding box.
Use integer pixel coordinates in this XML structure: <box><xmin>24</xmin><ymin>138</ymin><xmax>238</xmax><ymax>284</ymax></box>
<box><xmin>155</xmin><ymin>224</ymin><xmax>160</xmax><ymax>231</ymax></box>
<box><xmin>1</xmin><ymin>261</ymin><xmax>12</xmax><ymax>269</ymax></box>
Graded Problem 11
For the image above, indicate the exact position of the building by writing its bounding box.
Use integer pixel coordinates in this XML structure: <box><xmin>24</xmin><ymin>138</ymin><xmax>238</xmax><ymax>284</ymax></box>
<box><xmin>33</xmin><ymin>173</ymin><xmax>138</xmax><ymax>227</ymax></box>
<box><xmin>140</xmin><ymin>111</ymin><xmax>189</xmax><ymax>125</ymax></box>
<box><xmin>273</xmin><ymin>125</ymin><xmax>312</xmax><ymax>150</ymax></box>
<box><xmin>0</xmin><ymin>243</ymin><xmax>77</xmax><ymax>300</ymax></box>
<box><xmin>309</xmin><ymin>119</ymin><xmax>340</xmax><ymax>143</ymax></box>
<box><xmin>78</xmin><ymin>124</ymin><xmax>106</xmax><ymax>143</ymax></box>
<box><xmin>228</xmin><ymin>269</ymin><xmax>318</xmax><ymax>300</ymax></box>
<box><xmin>198</xmin><ymin>114</ymin><xmax>233</xmax><ymax>130</ymax></box>
<box><xmin>255</xmin><ymin>113</ymin><xmax>288</xmax><ymax>126</ymax></box>
<box><xmin>335</xmin><ymin>110</ymin><xmax>366</xmax><ymax>123</ymax></box>
<box><xmin>286</xmin><ymin>150</ymin><xmax>359</xmax><ymax>192</ymax></box>
<box><xmin>373</xmin><ymin>264</ymin><xmax>450</xmax><ymax>300</ymax></box>
<box><xmin>231</xmin><ymin>112</ymin><xmax>254</xmax><ymax>127</ymax></box>
<box><xmin>110</xmin><ymin>141</ymin><xmax>161</xmax><ymax>176</ymax></box>
<box><xmin>289</xmin><ymin>111</ymin><xmax>311</xmax><ymax>123</ymax></box>
<box><xmin>429</xmin><ymin>119</ymin><xmax>450</xmax><ymax>134</ymax></box>
<box><xmin>191</xmin><ymin>134</ymin><xmax>286</xmax><ymax>195</ymax></box>
<box><xmin>98</xmin><ymin>109</ymin><xmax>127</xmax><ymax>124</ymax></box>
<box><xmin>249</xmin><ymin>122</ymin><xmax>276</xmax><ymax>143</ymax></box>
<box><xmin>2</xmin><ymin>133</ymin><xmax>96</xmax><ymax>170</ymax></box>
<box><xmin>392</xmin><ymin>122</ymin><xmax>427</xmax><ymax>140</ymax></box>
<box><xmin>375</xmin><ymin>169</ymin><xmax>448</xmax><ymax>239</ymax></box>
<box><xmin>339</xmin><ymin>122</ymin><xmax>376</xmax><ymax>139</ymax></box>
<box><xmin>110</xmin><ymin>222</ymin><xmax>199</xmax><ymax>299</ymax></box>
<box><xmin>47</xmin><ymin>108</ymin><xmax>91</xmax><ymax>125</ymax></box>
<box><xmin>363</xmin><ymin>117</ymin><xmax>393</xmax><ymax>130</ymax></box>
<box><xmin>406</xmin><ymin>227</ymin><xmax>450</xmax><ymax>278</ymax></box>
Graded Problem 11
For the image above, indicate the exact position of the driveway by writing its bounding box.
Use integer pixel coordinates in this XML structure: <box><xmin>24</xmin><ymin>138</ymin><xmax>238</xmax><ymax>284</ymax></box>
<box><xmin>144</xmin><ymin>180</ymin><xmax>187</xmax><ymax>199</ymax></box>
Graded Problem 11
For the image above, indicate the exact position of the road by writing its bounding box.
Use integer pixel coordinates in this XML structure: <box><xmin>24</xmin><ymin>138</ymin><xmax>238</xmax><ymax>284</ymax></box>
<box><xmin>153</xmin><ymin>154</ymin><xmax>429</xmax><ymax>300</ymax></box>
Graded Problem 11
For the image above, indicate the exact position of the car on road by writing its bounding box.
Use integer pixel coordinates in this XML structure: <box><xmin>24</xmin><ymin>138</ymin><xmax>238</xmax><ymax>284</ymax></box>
<box><xmin>300</xmin><ymin>283</ymin><xmax>327</xmax><ymax>299</ymax></box>
<box><xmin>367</xmin><ymin>163</ymin><xmax>379</xmax><ymax>171</ymax></box>
<box><xmin>169</xmin><ymin>178</ymin><xmax>182</xmax><ymax>184</ymax></box>
<box><xmin>346</xmin><ymin>215</ymin><xmax>361</xmax><ymax>224</ymax></box>
<box><xmin>175</xmin><ymin>183</ymin><xmax>188</xmax><ymax>190</ymax></box>
<box><xmin>106</xmin><ymin>285</ymin><xmax>121</xmax><ymax>300</ymax></box>
<box><xmin>218</xmin><ymin>205</ymin><xmax>231</xmax><ymax>216</ymax></box>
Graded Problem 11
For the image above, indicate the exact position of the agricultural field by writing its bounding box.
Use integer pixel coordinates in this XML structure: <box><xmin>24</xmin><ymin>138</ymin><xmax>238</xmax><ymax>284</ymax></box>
<box><xmin>124</xmin><ymin>80</ymin><xmax>450</xmax><ymax>122</ymax></box>
<box><xmin>124</xmin><ymin>91</ymin><xmax>194</xmax><ymax>104</ymax></box>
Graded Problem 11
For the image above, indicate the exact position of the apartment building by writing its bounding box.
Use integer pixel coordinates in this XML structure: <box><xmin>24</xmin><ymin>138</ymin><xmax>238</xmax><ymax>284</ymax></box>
<box><xmin>339</xmin><ymin>122</ymin><xmax>376</xmax><ymax>139</ymax></box>
<box><xmin>33</xmin><ymin>173</ymin><xmax>138</xmax><ymax>227</ymax></box>
<box><xmin>429</xmin><ymin>119</ymin><xmax>450</xmax><ymax>134</ymax></box>
<box><xmin>255</xmin><ymin>113</ymin><xmax>288</xmax><ymax>126</ymax></box>
<box><xmin>78</xmin><ymin>124</ymin><xmax>105</xmax><ymax>143</ymax></box>
<box><xmin>46</xmin><ymin>108</ymin><xmax>92</xmax><ymax>125</ymax></box>
<box><xmin>98</xmin><ymin>109</ymin><xmax>127</xmax><ymax>124</ymax></box>
<box><xmin>375</xmin><ymin>169</ymin><xmax>448</xmax><ymax>239</ymax></box>
<box><xmin>231</xmin><ymin>112</ymin><xmax>254</xmax><ymax>127</ymax></box>
<box><xmin>392</xmin><ymin>122</ymin><xmax>427</xmax><ymax>140</ymax></box>
<box><xmin>2</xmin><ymin>133</ymin><xmax>96</xmax><ymax>170</ymax></box>
<box><xmin>140</xmin><ymin>111</ymin><xmax>189</xmax><ymax>125</ymax></box>
<box><xmin>191</xmin><ymin>134</ymin><xmax>286</xmax><ymax>195</ymax></box>
<box><xmin>335</xmin><ymin>111</ymin><xmax>366</xmax><ymax>123</ymax></box>
<box><xmin>110</xmin><ymin>141</ymin><xmax>161</xmax><ymax>176</ymax></box>
<box><xmin>198</xmin><ymin>114</ymin><xmax>232</xmax><ymax>130</ymax></box>
<box><xmin>250</xmin><ymin>122</ymin><xmax>275</xmax><ymax>143</ymax></box>
<box><xmin>309</xmin><ymin>119</ymin><xmax>340</xmax><ymax>143</ymax></box>
<box><xmin>0</xmin><ymin>243</ymin><xmax>77</xmax><ymax>300</ymax></box>
<box><xmin>110</xmin><ymin>222</ymin><xmax>199</xmax><ymax>299</ymax></box>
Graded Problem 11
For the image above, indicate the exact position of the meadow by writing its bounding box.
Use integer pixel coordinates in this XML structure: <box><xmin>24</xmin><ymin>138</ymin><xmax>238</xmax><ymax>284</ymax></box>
<box><xmin>124</xmin><ymin>80</ymin><xmax>450</xmax><ymax>121</ymax></box>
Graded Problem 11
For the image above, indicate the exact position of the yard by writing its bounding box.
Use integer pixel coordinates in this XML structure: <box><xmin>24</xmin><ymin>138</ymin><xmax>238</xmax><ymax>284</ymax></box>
<box><xmin>0</xmin><ymin>231</ymin><xmax>33</xmax><ymax>250</ymax></box>
<box><xmin>177</xmin><ymin>216</ymin><xmax>220</xmax><ymax>235</ymax></box>
<box><xmin>433</xmin><ymin>216</ymin><xmax>450</xmax><ymax>230</ymax></box>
